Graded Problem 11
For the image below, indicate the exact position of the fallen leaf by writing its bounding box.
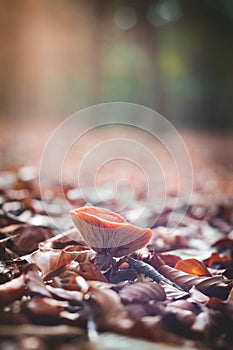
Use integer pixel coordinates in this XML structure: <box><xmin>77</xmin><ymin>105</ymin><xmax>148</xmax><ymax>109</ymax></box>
<box><xmin>158</xmin><ymin>264</ymin><xmax>231</xmax><ymax>299</ymax></box>
<box><xmin>12</xmin><ymin>225</ymin><xmax>54</xmax><ymax>255</ymax></box>
<box><xmin>46</xmin><ymin>285</ymin><xmax>83</xmax><ymax>303</ymax></box>
<box><xmin>29</xmin><ymin>248</ymin><xmax>72</xmax><ymax>276</ymax></box>
<box><xmin>159</xmin><ymin>281</ymin><xmax>189</xmax><ymax>300</ymax></box>
<box><xmin>188</xmin><ymin>286</ymin><xmax>209</xmax><ymax>304</ymax></box>
<box><xmin>119</xmin><ymin>282</ymin><xmax>166</xmax><ymax>304</ymax></box>
<box><xmin>85</xmin><ymin>285</ymin><xmax>129</xmax><ymax>330</ymax></box>
<box><xmin>0</xmin><ymin>274</ymin><xmax>25</xmax><ymax>308</ymax></box>
<box><xmin>22</xmin><ymin>298</ymin><xmax>65</xmax><ymax>325</ymax></box>
<box><xmin>64</xmin><ymin>245</ymin><xmax>95</xmax><ymax>262</ymax></box>
<box><xmin>159</xmin><ymin>253</ymin><xmax>181</xmax><ymax>268</ymax></box>
<box><xmin>23</xmin><ymin>264</ymin><xmax>51</xmax><ymax>298</ymax></box>
<box><xmin>174</xmin><ymin>258</ymin><xmax>211</xmax><ymax>277</ymax></box>
<box><xmin>207</xmin><ymin>252</ymin><xmax>231</xmax><ymax>268</ymax></box>
<box><xmin>78</xmin><ymin>262</ymin><xmax>107</xmax><ymax>282</ymax></box>
<box><xmin>164</xmin><ymin>299</ymin><xmax>196</xmax><ymax>327</ymax></box>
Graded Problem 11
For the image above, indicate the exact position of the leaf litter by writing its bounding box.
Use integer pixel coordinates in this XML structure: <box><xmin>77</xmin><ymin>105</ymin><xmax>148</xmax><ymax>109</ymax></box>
<box><xmin>0</xmin><ymin>166</ymin><xmax>232</xmax><ymax>350</ymax></box>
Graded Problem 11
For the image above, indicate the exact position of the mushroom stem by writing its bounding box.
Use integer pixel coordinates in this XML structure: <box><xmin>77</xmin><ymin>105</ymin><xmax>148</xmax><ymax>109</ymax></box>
<box><xmin>93</xmin><ymin>252</ymin><xmax>115</xmax><ymax>271</ymax></box>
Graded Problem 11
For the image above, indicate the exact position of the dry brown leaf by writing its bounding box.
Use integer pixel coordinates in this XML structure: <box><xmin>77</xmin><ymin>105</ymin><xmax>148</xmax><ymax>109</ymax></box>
<box><xmin>78</xmin><ymin>262</ymin><xmax>107</xmax><ymax>282</ymax></box>
<box><xmin>29</xmin><ymin>248</ymin><xmax>72</xmax><ymax>276</ymax></box>
<box><xmin>64</xmin><ymin>245</ymin><xmax>95</xmax><ymax>263</ymax></box>
<box><xmin>119</xmin><ymin>282</ymin><xmax>166</xmax><ymax>304</ymax></box>
<box><xmin>85</xmin><ymin>285</ymin><xmax>130</xmax><ymax>330</ymax></box>
<box><xmin>0</xmin><ymin>274</ymin><xmax>25</xmax><ymax>308</ymax></box>
<box><xmin>174</xmin><ymin>258</ymin><xmax>211</xmax><ymax>277</ymax></box>
<box><xmin>23</xmin><ymin>264</ymin><xmax>51</xmax><ymax>298</ymax></box>
<box><xmin>207</xmin><ymin>252</ymin><xmax>231</xmax><ymax>268</ymax></box>
<box><xmin>22</xmin><ymin>297</ymin><xmax>65</xmax><ymax>325</ymax></box>
<box><xmin>159</xmin><ymin>264</ymin><xmax>231</xmax><ymax>299</ymax></box>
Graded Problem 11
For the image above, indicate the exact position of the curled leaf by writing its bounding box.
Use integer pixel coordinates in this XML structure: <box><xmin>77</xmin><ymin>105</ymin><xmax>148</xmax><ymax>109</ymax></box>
<box><xmin>174</xmin><ymin>258</ymin><xmax>211</xmax><ymax>277</ymax></box>
<box><xmin>23</xmin><ymin>264</ymin><xmax>51</xmax><ymax>298</ymax></box>
<box><xmin>64</xmin><ymin>245</ymin><xmax>95</xmax><ymax>263</ymax></box>
<box><xmin>158</xmin><ymin>264</ymin><xmax>231</xmax><ymax>299</ymax></box>
<box><xmin>29</xmin><ymin>248</ymin><xmax>72</xmax><ymax>276</ymax></box>
<box><xmin>159</xmin><ymin>281</ymin><xmax>189</xmax><ymax>300</ymax></box>
<box><xmin>84</xmin><ymin>285</ymin><xmax>129</xmax><ymax>330</ymax></box>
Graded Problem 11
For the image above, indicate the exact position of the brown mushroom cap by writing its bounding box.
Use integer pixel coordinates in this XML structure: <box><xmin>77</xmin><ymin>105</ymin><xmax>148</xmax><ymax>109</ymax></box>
<box><xmin>70</xmin><ymin>206</ymin><xmax>152</xmax><ymax>257</ymax></box>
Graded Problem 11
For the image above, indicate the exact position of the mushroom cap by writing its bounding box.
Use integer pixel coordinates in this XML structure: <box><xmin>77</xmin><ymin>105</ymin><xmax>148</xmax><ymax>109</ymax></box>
<box><xmin>70</xmin><ymin>206</ymin><xmax>152</xmax><ymax>257</ymax></box>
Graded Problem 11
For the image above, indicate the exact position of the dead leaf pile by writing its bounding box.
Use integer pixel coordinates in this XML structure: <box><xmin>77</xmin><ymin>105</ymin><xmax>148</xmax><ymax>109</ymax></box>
<box><xmin>0</xmin><ymin>167</ymin><xmax>233</xmax><ymax>349</ymax></box>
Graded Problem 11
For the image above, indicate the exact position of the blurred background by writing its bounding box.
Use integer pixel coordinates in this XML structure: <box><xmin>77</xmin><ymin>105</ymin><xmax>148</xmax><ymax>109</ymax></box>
<box><xmin>0</xmin><ymin>0</ymin><xmax>232</xmax><ymax>129</ymax></box>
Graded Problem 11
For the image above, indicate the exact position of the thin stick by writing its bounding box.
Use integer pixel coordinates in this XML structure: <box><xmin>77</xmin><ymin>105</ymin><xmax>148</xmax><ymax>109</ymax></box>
<box><xmin>126</xmin><ymin>257</ymin><xmax>184</xmax><ymax>291</ymax></box>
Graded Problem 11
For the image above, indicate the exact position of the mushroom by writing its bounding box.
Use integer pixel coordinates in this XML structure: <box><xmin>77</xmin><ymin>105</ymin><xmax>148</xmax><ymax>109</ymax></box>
<box><xmin>69</xmin><ymin>206</ymin><xmax>152</xmax><ymax>258</ymax></box>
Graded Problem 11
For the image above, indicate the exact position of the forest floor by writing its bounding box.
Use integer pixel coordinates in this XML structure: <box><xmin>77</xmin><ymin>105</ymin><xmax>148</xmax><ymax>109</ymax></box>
<box><xmin>0</xmin><ymin>119</ymin><xmax>232</xmax><ymax>349</ymax></box>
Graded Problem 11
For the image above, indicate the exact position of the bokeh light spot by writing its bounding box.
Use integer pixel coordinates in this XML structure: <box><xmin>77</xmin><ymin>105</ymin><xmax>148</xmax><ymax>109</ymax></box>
<box><xmin>147</xmin><ymin>0</ymin><xmax>182</xmax><ymax>27</ymax></box>
<box><xmin>114</xmin><ymin>6</ymin><xmax>137</xmax><ymax>30</ymax></box>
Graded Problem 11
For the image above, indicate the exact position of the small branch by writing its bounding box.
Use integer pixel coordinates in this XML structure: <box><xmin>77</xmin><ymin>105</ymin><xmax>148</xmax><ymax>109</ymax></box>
<box><xmin>126</xmin><ymin>257</ymin><xmax>184</xmax><ymax>291</ymax></box>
